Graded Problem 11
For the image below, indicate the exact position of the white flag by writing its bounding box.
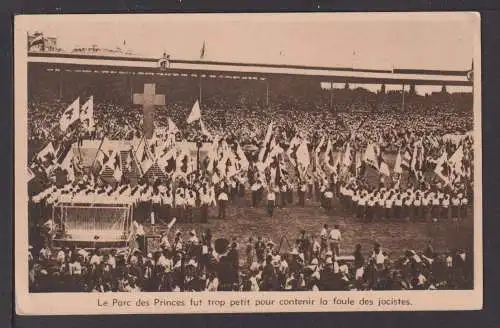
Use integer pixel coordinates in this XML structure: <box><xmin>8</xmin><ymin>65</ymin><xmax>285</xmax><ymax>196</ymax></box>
<box><xmin>60</xmin><ymin>97</ymin><xmax>80</xmax><ymax>131</ymax></box>
<box><xmin>236</xmin><ymin>144</ymin><xmax>249</xmax><ymax>171</ymax></box>
<box><xmin>393</xmin><ymin>151</ymin><xmax>403</xmax><ymax>174</ymax></box>
<box><xmin>363</xmin><ymin>143</ymin><xmax>379</xmax><ymax>170</ymax></box>
<box><xmin>187</xmin><ymin>100</ymin><xmax>201</xmax><ymax>124</ymax></box>
<box><xmin>448</xmin><ymin>145</ymin><xmax>464</xmax><ymax>174</ymax></box>
<box><xmin>342</xmin><ymin>143</ymin><xmax>352</xmax><ymax>167</ymax></box>
<box><xmin>379</xmin><ymin>160</ymin><xmax>390</xmax><ymax>176</ymax></box>
<box><xmin>168</xmin><ymin>118</ymin><xmax>179</xmax><ymax>135</ymax></box>
<box><xmin>80</xmin><ymin>96</ymin><xmax>94</xmax><ymax>131</ymax></box>
<box><xmin>296</xmin><ymin>140</ymin><xmax>310</xmax><ymax>174</ymax></box>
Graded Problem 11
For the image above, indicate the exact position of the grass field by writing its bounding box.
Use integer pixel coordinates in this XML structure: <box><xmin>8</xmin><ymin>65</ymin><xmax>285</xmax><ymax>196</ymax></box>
<box><xmin>145</xmin><ymin>195</ymin><xmax>474</xmax><ymax>260</ymax></box>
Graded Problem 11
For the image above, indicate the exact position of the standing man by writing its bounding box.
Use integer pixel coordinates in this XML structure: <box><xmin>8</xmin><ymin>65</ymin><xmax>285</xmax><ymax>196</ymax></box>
<box><xmin>267</xmin><ymin>188</ymin><xmax>276</xmax><ymax>217</ymax></box>
<box><xmin>298</xmin><ymin>182</ymin><xmax>307</xmax><ymax>207</ymax></box>
<box><xmin>217</xmin><ymin>189</ymin><xmax>229</xmax><ymax>219</ymax></box>
<box><xmin>328</xmin><ymin>224</ymin><xmax>342</xmax><ymax>257</ymax></box>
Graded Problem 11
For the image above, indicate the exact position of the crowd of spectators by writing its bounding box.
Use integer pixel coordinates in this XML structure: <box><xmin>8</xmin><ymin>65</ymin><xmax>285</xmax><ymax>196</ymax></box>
<box><xmin>29</xmin><ymin>224</ymin><xmax>473</xmax><ymax>292</ymax></box>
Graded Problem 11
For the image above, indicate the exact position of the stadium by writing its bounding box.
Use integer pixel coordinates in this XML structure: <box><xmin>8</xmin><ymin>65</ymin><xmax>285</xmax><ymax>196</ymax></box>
<box><xmin>27</xmin><ymin>35</ymin><xmax>475</xmax><ymax>293</ymax></box>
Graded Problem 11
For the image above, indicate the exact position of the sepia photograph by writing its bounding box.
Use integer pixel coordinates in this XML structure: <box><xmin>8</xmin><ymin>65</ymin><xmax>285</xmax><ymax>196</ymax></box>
<box><xmin>15</xmin><ymin>13</ymin><xmax>482</xmax><ymax>314</ymax></box>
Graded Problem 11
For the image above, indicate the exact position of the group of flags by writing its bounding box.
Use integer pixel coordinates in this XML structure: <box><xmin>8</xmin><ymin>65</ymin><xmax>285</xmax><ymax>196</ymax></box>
<box><xmin>59</xmin><ymin>96</ymin><xmax>95</xmax><ymax>132</ymax></box>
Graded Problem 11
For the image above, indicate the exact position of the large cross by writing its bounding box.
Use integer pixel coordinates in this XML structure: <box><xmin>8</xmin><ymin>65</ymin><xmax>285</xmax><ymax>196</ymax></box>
<box><xmin>133</xmin><ymin>83</ymin><xmax>165</xmax><ymax>139</ymax></box>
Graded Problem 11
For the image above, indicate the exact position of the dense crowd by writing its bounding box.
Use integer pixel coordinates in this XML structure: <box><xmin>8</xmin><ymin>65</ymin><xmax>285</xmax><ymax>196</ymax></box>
<box><xmin>30</xmin><ymin>224</ymin><xmax>473</xmax><ymax>292</ymax></box>
<box><xmin>27</xmin><ymin>80</ymin><xmax>475</xmax><ymax>292</ymax></box>
<box><xmin>28</xmin><ymin>88</ymin><xmax>473</xmax><ymax>154</ymax></box>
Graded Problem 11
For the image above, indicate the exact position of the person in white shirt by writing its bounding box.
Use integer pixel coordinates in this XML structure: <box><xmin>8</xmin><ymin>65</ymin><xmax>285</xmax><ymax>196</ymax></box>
<box><xmin>217</xmin><ymin>190</ymin><xmax>228</xmax><ymax>219</ymax></box>
<box><xmin>328</xmin><ymin>225</ymin><xmax>342</xmax><ymax>257</ymax></box>
<box><xmin>162</xmin><ymin>190</ymin><xmax>173</xmax><ymax>223</ymax></box>
<box><xmin>441</xmin><ymin>194</ymin><xmax>450</xmax><ymax>220</ymax></box>
<box><xmin>324</xmin><ymin>189</ymin><xmax>333</xmax><ymax>213</ymax></box>
<box><xmin>266</xmin><ymin>188</ymin><xmax>276</xmax><ymax>217</ymax></box>
<box><xmin>394</xmin><ymin>194</ymin><xmax>403</xmax><ymax>220</ymax></box>
<box><xmin>366</xmin><ymin>196</ymin><xmax>375</xmax><ymax>222</ymax></box>
<box><xmin>451</xmin><ymin>194</ymin><xmax>460</xmax><ymax>220</ymax></box>
<box><xmin>319</xmin><ymin>224</ymin><xmax>328</xmax><ymax>256</ymax></box>
<box><xmin>460</xmin><ymin>195</ymin><xmax>468</xmax><ymax>219</ymax></box>
<box><xmin>431</xmin><ymin>194</ymin><xmax>440</xmax><ymax>221</ymax></box>
<box><xmin>175</xmin><ymin>189</ymin><xmax>186</xmax><ymax>222</ymax></box>
<box><xmin>413</xmin><ymin>196</ymin><xmax>422</xmax><ymax>221</ymax></box>
<box><xmin>185</xmin><ymin>190</ymin><xmax>196</xmax><ymax>223</ymax></box>
<box><xmin>376</xmin><ymin>192</ymin><xmax>385</xmax><ymax>220</ymax></box>
<box><xmin>384</xmin><ymin>194</ymin><xmax>393</xmax><ymax>220</ymax></box>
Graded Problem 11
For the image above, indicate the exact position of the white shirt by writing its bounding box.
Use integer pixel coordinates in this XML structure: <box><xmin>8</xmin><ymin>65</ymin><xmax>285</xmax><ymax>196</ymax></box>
<box><xmin>329</xmin><ymin>229</ymin><xmax>341</xmax><ymax>241</ymax></box>
<box><xmin>218</xmin><ymin>192</ymin><xmax>228</xmax><ymax>201</ymax></box>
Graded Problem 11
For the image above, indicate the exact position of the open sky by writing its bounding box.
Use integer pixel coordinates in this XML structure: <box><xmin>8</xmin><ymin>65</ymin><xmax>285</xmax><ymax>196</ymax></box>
<box><xmin>21</xmin><ymin>13</ymin><xmax>477</xmax><ymax>93</ymax></box>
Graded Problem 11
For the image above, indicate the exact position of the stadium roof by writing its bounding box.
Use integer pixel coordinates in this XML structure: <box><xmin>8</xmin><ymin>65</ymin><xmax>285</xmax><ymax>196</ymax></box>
<box><xmin>28</xmin><ymin>51</ymin><xmax>473</xmax><ymax>87</ymax></box>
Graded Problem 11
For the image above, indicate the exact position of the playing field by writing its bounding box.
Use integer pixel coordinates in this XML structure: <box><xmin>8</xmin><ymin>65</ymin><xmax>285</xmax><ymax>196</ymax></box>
<box><xmin>145</xmin><ymin>195</ymin><xmax>474</xmax><ymax>259</ymax></box>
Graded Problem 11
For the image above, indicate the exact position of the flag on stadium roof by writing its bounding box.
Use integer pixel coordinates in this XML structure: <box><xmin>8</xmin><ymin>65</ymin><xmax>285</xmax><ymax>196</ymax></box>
<box><xmin>200</xmin><ymin>41</ymin><xmax>206</xmax><ymax>59</ymax></box>
<box><xmin>28</xmin><ymin>32</ymin><xmax>44</xmax><ymax>50</ymax></box>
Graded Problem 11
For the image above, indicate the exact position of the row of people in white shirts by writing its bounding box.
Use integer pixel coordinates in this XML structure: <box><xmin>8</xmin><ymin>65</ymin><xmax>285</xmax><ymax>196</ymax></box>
<box><xmin>31</xmin><ymin>182</ymin><xmax>219</xmax><ymax>207</ymax></box>
<box><xmin>342</xmin><ymin>187</ymin><xmax>468</xmax><ymax>208</ymax></box>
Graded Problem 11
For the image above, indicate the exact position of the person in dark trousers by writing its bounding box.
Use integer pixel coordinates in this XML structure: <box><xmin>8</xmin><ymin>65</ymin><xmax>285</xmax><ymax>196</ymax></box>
<box><xmin>217</xmin><ymin>190</ymin><xmax>228</xmax><ymax>219</ymax></box>
<box><xmin>267</xmin><ymin>188</ymin><xmax>276</xmax><ymax>217</ymax></box>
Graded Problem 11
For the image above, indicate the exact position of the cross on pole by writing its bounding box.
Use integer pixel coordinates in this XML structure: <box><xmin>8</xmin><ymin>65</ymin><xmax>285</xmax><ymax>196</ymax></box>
<box><xmin>133</xmin><ymin>83</ymin><xmax>165</xmax><ymax>139</ymax></box>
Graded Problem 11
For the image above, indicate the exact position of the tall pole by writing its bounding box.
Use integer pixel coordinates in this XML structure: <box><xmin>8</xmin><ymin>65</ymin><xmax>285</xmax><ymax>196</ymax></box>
<box><xmin>401</xmin><ymin>83</ymin><xmax>405</xmax><ymax>112</ymax></box>
<box><xmin>59</xmin><ymin>70</ymin><xmax>64</xmax><ymax>99</ymax></box>
<box><xmin>199</xmin><ymin>74</ymin><xmax>202</xmax><ymax>105</ymax></box>
<box><xmin>330</xmin><ymin>81</ymin><xmax>333</xmax><ymax>111</ymax></box>
<box><xmin>266</xmin><ymin>79</ymin><xmax>270</xmax><ymax>108</ymax></box>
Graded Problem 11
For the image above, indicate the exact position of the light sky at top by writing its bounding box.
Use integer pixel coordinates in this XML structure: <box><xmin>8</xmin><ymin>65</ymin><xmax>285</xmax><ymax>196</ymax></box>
<box><xmin>21</xmin><ymin>13</ymin><xmax>477</xmax><ymax>93</ymax></box>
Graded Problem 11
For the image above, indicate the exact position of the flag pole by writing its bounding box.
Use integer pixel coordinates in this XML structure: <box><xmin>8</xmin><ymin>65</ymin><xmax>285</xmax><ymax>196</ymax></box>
<box><xmin>90</xmin><ymin>135</ymin><xmax>106</xmax><ymax>171</ymax></box>
<box><xmin>199</xmin><ymin>74</ymin><xmax>203</xmax><ymax>106</ymax></box>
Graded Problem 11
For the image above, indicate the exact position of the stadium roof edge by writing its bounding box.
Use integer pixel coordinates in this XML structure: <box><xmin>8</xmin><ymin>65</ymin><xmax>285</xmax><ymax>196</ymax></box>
<box><xmin>28</xmin><ymin>51</ymin><xmax>473</xmax><ymax>87</ymax></box>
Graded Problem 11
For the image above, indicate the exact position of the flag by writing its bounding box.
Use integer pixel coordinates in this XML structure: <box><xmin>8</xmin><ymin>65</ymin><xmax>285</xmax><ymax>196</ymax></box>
<box><xmin>342</xmin><ymin>143</ymin><xmax>352</xmax><ymax>167</ymax></box>
<box><xmin>157</xmin><ymin>146</ymin><xmax>177</xmax><ymax>174</ymax></box>
<box><xmin>80</xmin><ymin>96</ymin><xmax>94</xmax><ymax>131</ymax></box>
<box><xmin>28</xmin><ymin>32</ymin><xmax>44</xmax><ymax>49</ymax></box>
<box><xmin>434</xmin><ymin>151</ymin><xmax>449</xmax><ymax>184</ymax></box>
<box><xmin>401</xmin><ymin>147</ymin><xmax>412</xmax><ymax>169</ymax></box>
<box><xmin>200</xmin><ymin>119</ymin><xmax>213</xmax><ymax>140</ymax></box>
<box><xmin>236</xmin><ymin>144</ymin><xmax>249</xmax><ymax>171</ymax></box>
<box><xmin>27</xmin><ymin>167</ymin><xmax>35</xmax><ymax>182</ymax></box>
<box><xmin>59</xmin><ymin>97</ymin><xmax>80</xmax><ymax>132</ymax></box>
<box><xmin>315</xmin><ymin>136</ymin><xmax>325</xmax><ymax>154</ymax></box>
<box><xmin>393</xmin><ymin>151</ymin><xmax>403</xmax><ymax>174</ymax></box>
<box><xmin>286</xmin><ymin>135</ymin><xmax>301</xmax><ymax>167</ymax></box>
<box><xmin>187</xmin><ymin>100</ymin><xmax>201</xmax><ymax>124</ymax></box>
<box><xmin>167</xmin><ymin>118</ymin><xmax>179</xmax><ymax>135</ymax></box>
<box><xmin>134</xmin><ymin>138</ymin><xmax>153</xmax><ymax>174</ymax></box>
<box><xmin>200</xmin><ymin>41</ymin><xmax>206</xmax><ymax>59</ymax></box>
<box><xmin>378</xmin><ymin>157</ymin><xmax>390</xmax><ymax>177</ymax></box>
<box><xmin>363</xmin><ymin>143</ymin><xmax>379</xmax><ymax>170</ymax></box>
<box><xmin>258</xmin><ymin>122</ymin><xmax>274</xmax><ymax>162</ymax></box>
<box><xmin>37</xmin><ymin>142</ymin><xmax>56</xmax><ymax>164</ymax></box>
<box><xmin>448</xmin><ymin>145</ymin><xmax>464</xmax><ymax>175</ymax></box>
<box><xmin>59</xmin><ymin>151</ymin><xmax>75</xmax><ymax>182</ymax></box>
<box><xmin>296</xmin><ymin>140</ymin><xmax>310</xmax><ymax>176</ymax></box>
